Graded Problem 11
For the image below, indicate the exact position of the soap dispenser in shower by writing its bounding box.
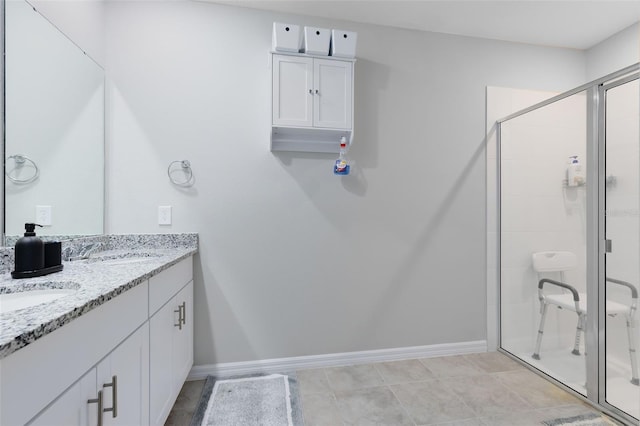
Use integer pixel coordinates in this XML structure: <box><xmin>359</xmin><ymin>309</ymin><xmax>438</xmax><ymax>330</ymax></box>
<box><xmin>566</xmin><ymin>156</ymin><xmax>585</xmax><ymax>187</ymax></box>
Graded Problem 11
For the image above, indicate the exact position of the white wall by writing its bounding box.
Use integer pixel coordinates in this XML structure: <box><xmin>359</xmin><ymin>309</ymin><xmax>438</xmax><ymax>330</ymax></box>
<box><xmin>586</xmin><ymin>22</ymin><xmax>639</xmax><ymax>81</ymax></box>
<box><xmin>105</xmin><ymin>1</ymin><xmax>586</xmax><ymax>365</ymax></box>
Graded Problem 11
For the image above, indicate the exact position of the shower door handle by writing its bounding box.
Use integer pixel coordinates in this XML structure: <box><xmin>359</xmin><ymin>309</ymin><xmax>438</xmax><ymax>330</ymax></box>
<box><xmin>605</xmin><ymin>239</ymin><xmax>612</xmax><ymax>253</ymax></box>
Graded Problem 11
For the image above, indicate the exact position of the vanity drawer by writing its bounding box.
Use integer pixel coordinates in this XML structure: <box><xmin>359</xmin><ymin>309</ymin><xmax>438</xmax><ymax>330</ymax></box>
<box><xmin>149</xmin><ymin>258</ymin><xmax>193</xmax><ymax>316</ymax></box>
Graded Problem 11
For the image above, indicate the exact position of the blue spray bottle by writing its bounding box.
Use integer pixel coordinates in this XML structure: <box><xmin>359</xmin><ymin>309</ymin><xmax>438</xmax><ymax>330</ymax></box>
<box><xmin>334</xmin><ymin>137</ymin><xmax>350</xmax><ymax>175</ymax></box>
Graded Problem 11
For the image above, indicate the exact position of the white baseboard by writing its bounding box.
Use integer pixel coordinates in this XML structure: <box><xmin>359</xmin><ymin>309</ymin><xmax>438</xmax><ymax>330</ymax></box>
<box><xmin>188</xmin><ymin>340</ymin><xmax>487</xmax><ymax>381</ymax></box>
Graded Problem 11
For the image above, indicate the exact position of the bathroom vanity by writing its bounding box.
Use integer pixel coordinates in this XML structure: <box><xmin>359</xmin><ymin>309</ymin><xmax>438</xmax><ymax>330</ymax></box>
<box><xmin>0</xmin><ymin>234</ymin><xmax>197</xmax><ymax>426</ymax></box>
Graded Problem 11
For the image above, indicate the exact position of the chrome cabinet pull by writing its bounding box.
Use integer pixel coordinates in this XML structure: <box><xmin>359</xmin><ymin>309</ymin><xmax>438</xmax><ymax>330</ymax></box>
<box><xmin>103</xmin><ymin>375</ymin><xmax>118</xmax><ymax>418</ymax></box>
<box><xmin>174</xmin><ymin>302</ymin><xmax>186</xmax><ymax>329</ymax></box>
<box><xmin>88</xmin><ymin>390</ymin><xmax>103</xmax><ymax>426</ymax></box>
<box><xmin>174</xmin><ymin>304</ymin><xmax>183</xmax><ymax>330</ymax></box>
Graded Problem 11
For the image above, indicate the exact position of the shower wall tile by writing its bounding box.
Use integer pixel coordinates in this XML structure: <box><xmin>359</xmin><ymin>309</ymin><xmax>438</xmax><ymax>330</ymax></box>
<box><xmin>500</xmin><ymin>301</ymin><xmax>536</xmax><ymax>352</ymax></box>
<box><xmin>500</xmin><ymin>267</ymin><xmax>536</xmax><ymax>305</ymax></box>
<box><xmin>501</xmin><ymin>231</ymin><xmax>573</xmax><ymax>269</ymax></box>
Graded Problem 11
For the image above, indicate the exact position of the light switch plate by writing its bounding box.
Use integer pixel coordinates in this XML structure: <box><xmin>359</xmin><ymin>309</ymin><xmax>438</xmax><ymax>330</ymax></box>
<box><xmin>36</xmin><ymin>205</ymin><xmax>52</xmax><ymax>226</ymax></box>
<box><xmin>158</xmin><ymin>206</ymin><xmax>172</xmax><ymax>225</ymax></box>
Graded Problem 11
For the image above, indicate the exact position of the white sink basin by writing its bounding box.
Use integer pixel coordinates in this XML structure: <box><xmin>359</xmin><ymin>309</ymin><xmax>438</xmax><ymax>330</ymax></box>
<box><xmin>0</xmin><ymin>289</ymin><xmax>76</xmax><ymax>314</ymax></box>
<box><xmin>100</xmin><ymin>257</ymin><xmax>156</xmax><ymax>266</ymax></box>
<box><xmin>84</xmin><ymin>252</ymin><xmax>164</xmax><ymax>266</ymax></box>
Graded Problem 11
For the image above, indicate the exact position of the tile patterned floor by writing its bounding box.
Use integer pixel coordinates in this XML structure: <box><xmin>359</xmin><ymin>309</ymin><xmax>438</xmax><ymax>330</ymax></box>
<box><xmin>166</xmin><ymin>352</ymin><xmax>616</xmax><ymax>426</ymax></box>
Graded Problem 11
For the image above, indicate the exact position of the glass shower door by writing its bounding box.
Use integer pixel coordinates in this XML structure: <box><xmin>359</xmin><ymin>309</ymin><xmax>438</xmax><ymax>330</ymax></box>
<box><xmin>499</xmin><ymin>91</ymin><xmax>589</xmax><ymax>396</ymax></box>
<box><xmin>603</xmin><ymin>77</ymin><xmax>639</xmax><ymax>420</ymax></box>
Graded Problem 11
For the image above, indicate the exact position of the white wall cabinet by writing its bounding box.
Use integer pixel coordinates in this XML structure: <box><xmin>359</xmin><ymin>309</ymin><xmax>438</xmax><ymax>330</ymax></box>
<box><xmin>1</xmin><ymin>256</ymin><xmax>194</xmax><ymax>426</ymax></box>
<box><xmin>271</xmin><ymin>53</ymin><xmax>355</xmax><ymax>153</ymax></box>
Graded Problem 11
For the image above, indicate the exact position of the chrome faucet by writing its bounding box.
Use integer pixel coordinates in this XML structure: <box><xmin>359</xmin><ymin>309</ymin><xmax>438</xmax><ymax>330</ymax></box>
<box><xmin>63</xmin><ymin>242</ymin><xmax>104</xmax><ymax>261</ymax></box>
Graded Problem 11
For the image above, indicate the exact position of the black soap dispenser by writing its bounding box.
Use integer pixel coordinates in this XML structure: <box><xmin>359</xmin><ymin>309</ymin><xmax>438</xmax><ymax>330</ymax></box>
<box><xmin>12</xmin><ymin>223</ymin><xmax>45</xmax><ymax>279</ymax></box>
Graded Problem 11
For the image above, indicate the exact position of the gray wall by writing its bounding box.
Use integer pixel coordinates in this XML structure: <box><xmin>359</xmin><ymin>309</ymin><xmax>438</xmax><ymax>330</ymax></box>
<box><xmin>104</xmin><ymin>1</ymin><xmax>586</xmax><ymax>365</ymax></box>
<box><xmin>586</xmin><ymin>22</ymin><xmax>639</xmax><ymax>80</ymax></box>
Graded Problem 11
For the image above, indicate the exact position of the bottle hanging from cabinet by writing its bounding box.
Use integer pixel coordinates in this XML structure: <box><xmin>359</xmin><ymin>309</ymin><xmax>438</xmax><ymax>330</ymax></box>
<box><xmin>334</xmin><ymin>137</ymin><xmax>350</xmax><ymax>176</ymax></box>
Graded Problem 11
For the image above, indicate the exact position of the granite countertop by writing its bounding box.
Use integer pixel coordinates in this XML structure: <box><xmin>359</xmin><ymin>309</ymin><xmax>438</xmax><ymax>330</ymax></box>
<box><xmin>0</xmin><ymin>234</ymin><xmax>198</xmax><ymax>359</ymax></box>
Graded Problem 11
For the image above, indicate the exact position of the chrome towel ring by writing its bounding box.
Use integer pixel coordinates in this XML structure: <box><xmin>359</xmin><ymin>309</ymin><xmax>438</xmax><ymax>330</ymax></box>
<box><xmin>6</xmin><ymin>154</ymin><xmax>39</xmax><ymax>184</ymax></box>
<box><xmin>167</xmin><ymin>160</ymin><xmax>194</xmax><ymax>187</ymax></box>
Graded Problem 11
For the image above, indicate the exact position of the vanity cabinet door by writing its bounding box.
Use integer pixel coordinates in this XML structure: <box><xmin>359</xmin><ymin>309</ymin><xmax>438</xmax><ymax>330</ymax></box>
<box><xmin>29</xmin><ymin>368</ymin><xmax>97</xmax><ymax>426</ymax></box>
<box><xmin>173</xmin><ymin>281</ymin><xmax>194</xmax><ymax>390</ymax></box>
<box><xmin>98</xmin><ymin>323</ymin><xmax>149</xmax><ymax>426</ymax></box>
<box><xmin>149</xmin><ymin>299</ymin><xmax>176</xmax><ymax>426</ymax></box>
<box><xmin>149</xmin><ymin>280</ymin><xmax>194</xmax><ymax>426</ymax></box>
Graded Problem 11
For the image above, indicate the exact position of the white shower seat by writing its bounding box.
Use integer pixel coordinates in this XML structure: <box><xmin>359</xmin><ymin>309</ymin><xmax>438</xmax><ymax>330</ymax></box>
<box><xmin>531</xmin><ymin>251</ymin><xmax>639</xmax><ymax>386</ymax></box>
<box><xmin>544</xmin><ymin>293</ymin><xmax>628</xmax><ymax>315</ymax></box>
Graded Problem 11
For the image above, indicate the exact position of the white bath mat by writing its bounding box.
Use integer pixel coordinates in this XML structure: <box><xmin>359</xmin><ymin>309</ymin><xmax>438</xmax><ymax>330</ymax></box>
<box><xmin>542</xmin><ymin>412</ymin><xmax>617</xmax><ymax>426</ymax></box>
<box><xmin>191</xmin><ymin>373</ymin><xmax>303</xmax><ymax>426</ymax></box>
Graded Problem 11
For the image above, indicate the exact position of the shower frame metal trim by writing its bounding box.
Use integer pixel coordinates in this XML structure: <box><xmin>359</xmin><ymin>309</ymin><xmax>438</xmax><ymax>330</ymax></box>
<box><xmin>496</xmin><ymin>63</ymin><xmax>639</xmax><ymax>124</ymax></box>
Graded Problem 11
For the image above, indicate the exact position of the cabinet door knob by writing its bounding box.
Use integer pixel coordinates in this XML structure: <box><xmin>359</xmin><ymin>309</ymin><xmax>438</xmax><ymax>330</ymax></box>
<box><xmin>103</xmin><ymin>375</ymin><xmax>118</xmax><ymax>418</ymax></box>
<box><xmin>315</xmin><ymin>89</ymin><xmax>319</xmax><ymax>95</ymax></box>
<box><xmin>308</xmin><ymin>89</ymin><xmax>313</xmax><ymax>95</ymax></box>
<box><xmin>87</xmin><ymin>390</ymin><xmax>103</xmax><ymax>426</ymax></box>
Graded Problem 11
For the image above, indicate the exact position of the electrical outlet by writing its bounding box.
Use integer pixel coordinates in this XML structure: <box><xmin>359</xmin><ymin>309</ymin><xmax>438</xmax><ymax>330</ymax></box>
<box><xmin>158</xmin><ymin>206</ymin><xmax>172</xmax><ymax>226</ymax></box>
<box><xmin>36</xmin><ymin>205</ymin><xmax>52</xmax><ymax>226</ymax></box>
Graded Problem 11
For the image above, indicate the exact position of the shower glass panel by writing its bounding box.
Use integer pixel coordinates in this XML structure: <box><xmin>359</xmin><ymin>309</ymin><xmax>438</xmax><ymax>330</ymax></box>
<box><xmin>500</xmin><ymin>91</ymin><xmax>588</xmax><ymax>395</ymax></box>
<box><xmin>603</xmin><ymin>77</ymin><xmax>640</xmax><ymax>419</ymax></box>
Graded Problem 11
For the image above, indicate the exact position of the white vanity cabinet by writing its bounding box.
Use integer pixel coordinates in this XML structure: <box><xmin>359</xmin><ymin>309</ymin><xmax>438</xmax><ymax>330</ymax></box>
<box><xmin>271</xmin><ymin>53</ymin><xmax>354</xmax><ymax>153</ymax></box>
<box><xmin>149</xmin><ymin>259</ymin><xmax>194</xmax><ymax>426</ymax></box>
<box><xmin>30</xmin><ymin>324</ymin><xmax>149</xmax><ymax>426</ymax></box>
<box><xmin>0</xmin><ymin>282</ymin><xmax>149</xmax><ymax>426</ymax></box>
<box><xmin>0</xmin><ymin>254</ymin><xmax>194</xmax><ymax>426</ymax></box>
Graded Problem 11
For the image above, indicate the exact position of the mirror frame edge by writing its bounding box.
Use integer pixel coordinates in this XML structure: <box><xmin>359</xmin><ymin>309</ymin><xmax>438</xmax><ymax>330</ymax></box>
<box><xmin>1</xmin><ymin>0</ymin><xmax>6</xmax><ymax>246</ymax></box>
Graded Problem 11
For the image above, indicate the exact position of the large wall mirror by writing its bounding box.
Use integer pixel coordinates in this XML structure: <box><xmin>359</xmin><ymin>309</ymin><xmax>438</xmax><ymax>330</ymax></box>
<box><xmin>3</xmin><ymin>0</ymin><xmax>104</xmax><ymax>244</ymax></box>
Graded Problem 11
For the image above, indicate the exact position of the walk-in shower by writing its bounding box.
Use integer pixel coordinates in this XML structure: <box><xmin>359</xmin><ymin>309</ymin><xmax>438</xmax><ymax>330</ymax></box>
<box><xmin>496</xmin><ymin>64</ymin><xmax>640</xmax><ymax>424</ymax></box>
